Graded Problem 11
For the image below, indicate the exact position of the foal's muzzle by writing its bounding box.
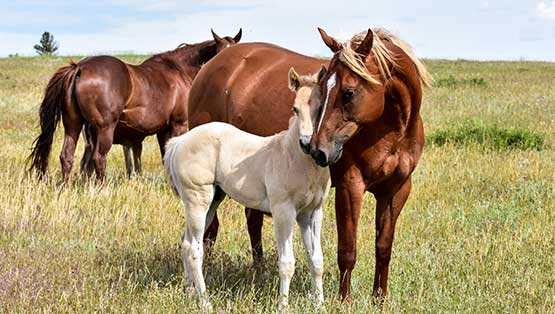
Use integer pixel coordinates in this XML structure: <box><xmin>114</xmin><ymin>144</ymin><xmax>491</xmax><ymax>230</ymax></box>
<box><xmin>299</xmin><ymin>135</ymin><xmax>311</xmax><ymax>154</ymax></box>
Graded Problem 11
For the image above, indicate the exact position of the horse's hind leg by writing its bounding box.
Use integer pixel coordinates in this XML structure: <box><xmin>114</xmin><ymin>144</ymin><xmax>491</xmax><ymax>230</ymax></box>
<box><xmin>181</xmin><ymin>184</ymin><xmax>214</xmax><ymax>308</ymax></box>
<box><xmin>79</xmin><ymin>124</ymin><xmax>95</xmax><ymax>178</ymax></box>
<box><xmin>122</xmin><ymin>145</ymin><xmax>133</xmax><ymax>177</ymax></box>
<box><xmin>91</xmin><ymin>125</ymin><xmax>115</xmax><ymax>182</ymax></box>
<box><xmin>60</xmin><ymin>103</ymin><xmax>84</xmax><ymax>186</ymax></box>
<box><xmin>297</xmin><ymin>207</ymin><xmax>324</xmax><ymax>305</ymax></box>
<box><xmin>203</xmin><ymin>186</ymin><xmax>225</xmax><ymax>257</ymax></box>
<box><xmin>132</xmin><ymin>142</ymin><xmax>142</xmax><ymax>174</ymax></box>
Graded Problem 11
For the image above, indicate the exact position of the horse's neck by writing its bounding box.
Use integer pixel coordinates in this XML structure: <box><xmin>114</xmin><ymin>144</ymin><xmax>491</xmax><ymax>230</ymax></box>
<box><xmin>277</xmin><ymin>117</ymin><xmax>308</xmax><ymax>162</ymax></box>
<box><xmin>173</xmin><ymin>42</ymin><xmax>216</xmax><ymax>78</ymax></box>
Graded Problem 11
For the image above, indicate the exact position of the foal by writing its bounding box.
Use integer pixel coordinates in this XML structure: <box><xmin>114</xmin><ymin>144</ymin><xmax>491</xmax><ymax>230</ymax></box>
<box><xmin>164</xmin><ymin>68</ymin><xmax>330</xmax><ymax>309</ymax></box>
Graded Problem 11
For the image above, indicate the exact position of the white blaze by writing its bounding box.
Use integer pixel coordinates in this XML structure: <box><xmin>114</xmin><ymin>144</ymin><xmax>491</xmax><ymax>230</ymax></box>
<box><xmin>317</xmin><ymin>73</ymin><xmax>336</xmax><ymax>133</ymax></box>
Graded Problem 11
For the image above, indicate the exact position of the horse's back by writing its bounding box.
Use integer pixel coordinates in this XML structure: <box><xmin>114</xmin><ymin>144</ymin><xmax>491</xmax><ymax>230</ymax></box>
<box><xmin>188</xmin><ymin>42</ymin><xmax>327</xmax><ymax>136</ymax></box>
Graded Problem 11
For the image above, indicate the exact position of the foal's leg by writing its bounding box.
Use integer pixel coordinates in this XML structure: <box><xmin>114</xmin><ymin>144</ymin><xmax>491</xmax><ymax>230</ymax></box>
<box><xmin>272</xmin><ymin>205</ymin><xmax>296</xmax><ymax>310</ymax></box>
<box><xmin>297</xmin><ymin>207</ymin><xmax>324</xmax><ymax>305</ymax></box>
<box><xmin>131</xmin><ymin>142</ymin><xmax>142</xmax><ymax>174</ymax></box>
<box><xmin>122</xmin><ymin>145</ymin><xmax>133</xmax><ymax>177</ymax></box>
<box><xmin>372</xmin><ymin>178</ymin><xmax>411</xmax><ymax>300</ymax></box>
<box><xmin>181</xmin><ymin>184</ymin><xmax>214</xmax><ymax>308</ymax></box>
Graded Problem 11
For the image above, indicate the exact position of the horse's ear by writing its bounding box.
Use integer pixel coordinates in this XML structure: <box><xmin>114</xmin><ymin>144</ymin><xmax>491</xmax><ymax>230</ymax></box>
<box><xmin>355</xmin><ymin>29</ymin><xmax>374</xmax><ymax>57</ymax></box>
<box><xmin>317</xmin><ymin>27</ymin><xmax>342</xmax><ymax>53</ymax></box>
<box><xmin>211</xmin><ymin>29</ymin><xmax>222</xmax><ymax>43</ymax></box>
<box><xmin>288</xmin><ymin>67</ymin><xmax>301</xmax><ymax>91</ymax></box>
<box><xmin>317</xmin><ymin>65</ymin><xmax>327</xmax><ymax>82</ymax></box>
<box><xmin>233</xmin><ymin>28</ymin><xmax>242</xmax><ymax>43</ymax></box>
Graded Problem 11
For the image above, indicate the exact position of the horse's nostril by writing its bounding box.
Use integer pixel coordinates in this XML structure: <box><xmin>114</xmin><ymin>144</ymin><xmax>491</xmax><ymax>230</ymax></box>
<box><xmin>299</xmin><ymin>139</ymin><xmax>311</xmax><ymax>154</ymax></box>
<box><xmin>310</xmin><ymin>149</ymin><xmax>327</xmax><ymax>166</ymax></box>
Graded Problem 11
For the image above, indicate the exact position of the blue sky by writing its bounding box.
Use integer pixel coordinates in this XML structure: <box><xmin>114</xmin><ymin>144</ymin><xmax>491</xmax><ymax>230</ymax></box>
<box><xmin>1</xmin><ymin>0</ymin><xmax>555</xmax><ymax>61</ymax></box>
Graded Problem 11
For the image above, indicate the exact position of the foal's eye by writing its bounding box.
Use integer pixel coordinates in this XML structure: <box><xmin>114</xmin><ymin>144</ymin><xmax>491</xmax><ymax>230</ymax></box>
<box><xmin>343</xmin><ymin>89</ymin><xmax>356</xmax><ymax>101</ymax></box>
<box><xmin>292</xmin><ymin>107</ymin><xmax>299</xmax><ymax>114</ymax></box>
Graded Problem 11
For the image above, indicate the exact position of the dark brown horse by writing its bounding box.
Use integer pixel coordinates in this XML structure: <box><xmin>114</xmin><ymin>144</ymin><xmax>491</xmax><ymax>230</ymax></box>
<box><xmin>187</xmin><ymin>42</ymin><xmax>327</xmax><ymax>264</ymax></box>
<box><xmin>28</xmin><ymin>30</ymin><xmax>242</xmax><ymax>184</ymax></box>
<box><xmin>188</xmin><ymin>28</ymin><xmax>431</xmax><ymax>301</ymax></box>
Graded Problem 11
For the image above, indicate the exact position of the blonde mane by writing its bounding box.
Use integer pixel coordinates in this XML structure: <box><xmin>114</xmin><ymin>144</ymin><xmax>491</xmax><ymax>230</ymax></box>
<box><xmin>338</xmin><ymin>28</ymin><xmax>432</xmax><ymax>88</ymax></box>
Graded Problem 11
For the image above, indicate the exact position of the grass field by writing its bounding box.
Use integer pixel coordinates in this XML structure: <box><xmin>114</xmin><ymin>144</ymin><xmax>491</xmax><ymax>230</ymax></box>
<box><xmin>1</xmin><ymin>55</ymin><xmax>554</xmax><ymax>313</ymax></box>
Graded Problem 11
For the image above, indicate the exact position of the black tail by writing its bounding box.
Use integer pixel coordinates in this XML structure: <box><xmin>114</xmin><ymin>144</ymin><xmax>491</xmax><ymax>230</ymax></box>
<box><xmin>27</xmin><ymin>61</ymin><xmax>79</xmax><ymax>178</ymax></box>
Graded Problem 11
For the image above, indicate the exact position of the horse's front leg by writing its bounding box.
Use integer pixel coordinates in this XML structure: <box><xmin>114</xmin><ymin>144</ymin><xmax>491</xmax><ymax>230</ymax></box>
<box><xmin>333</xmin><ymin>167</ymin><xmax>366</xmax><ymax>302</ymax></box>
<box><xmin>372</xmin><ymin>177</ymin><xmax>412</xmax><ymax>300</ymax></box>
<box><xmin>297</xmin><ymin>207</ymin><xmax>324</xmax><ymax>306</ymax></box>
<box><xmin>272</xmin><ymin>205</ymin><xmax>296</xmax><ymax>310</ymax></box>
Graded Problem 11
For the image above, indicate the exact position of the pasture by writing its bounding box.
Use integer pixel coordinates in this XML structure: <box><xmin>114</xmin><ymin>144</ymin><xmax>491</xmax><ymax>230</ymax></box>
<box><xmin>1</xmin><ymin>55</ymin><xmax>554</xmax><ymax>313</ymax></box>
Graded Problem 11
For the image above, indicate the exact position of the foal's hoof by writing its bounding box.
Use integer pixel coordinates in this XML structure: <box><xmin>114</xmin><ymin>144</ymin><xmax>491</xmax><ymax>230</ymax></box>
<box><xmin>277</xmin><ymin>296</ymin><xmax>289</xmax><ymax>313</ymax></box>
<box><xmin>200</xmin><ymin>298</ymin><xmax>213</xmax><ymax>311</ymax></box>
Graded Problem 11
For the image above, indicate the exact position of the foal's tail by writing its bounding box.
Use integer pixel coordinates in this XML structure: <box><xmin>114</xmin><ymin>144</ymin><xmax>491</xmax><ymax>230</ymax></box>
<box><xmin>27</xmin><ymin>61</ymin><xmax>80</xmax><ymax>178</ymax></box>
<box><xmin>163</xmin><ymin>135</ymin><xmax>184</xmax><ymax>195</ymax></box>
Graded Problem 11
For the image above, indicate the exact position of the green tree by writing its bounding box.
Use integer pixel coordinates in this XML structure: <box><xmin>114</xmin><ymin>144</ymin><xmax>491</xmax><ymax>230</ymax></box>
<box><xmin>34</xmin><ymin>32</ymin><xmax>59</xmax><ymax>56</ymax></box>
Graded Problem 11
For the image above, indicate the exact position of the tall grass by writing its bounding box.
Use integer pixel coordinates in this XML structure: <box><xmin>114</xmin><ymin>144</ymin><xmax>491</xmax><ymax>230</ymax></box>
<box><xmin>1</xmin><ymin>56</ymin><xmax>554</xmax><ymax>313</ymax></box>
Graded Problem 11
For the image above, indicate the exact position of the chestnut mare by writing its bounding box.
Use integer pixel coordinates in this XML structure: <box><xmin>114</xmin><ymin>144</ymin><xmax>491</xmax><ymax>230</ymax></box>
<box><xmin>28</xmin><ymin>30</ymin><xmax>242</xmax><ymax>184</ymax></box>
<box><xmin>188</xmin><ymin>28</ymin><xmax>431</xmax><ymax>301</ymax></box>
<box><xmin>308</xmin><ymin>28</ymin><xmax>431</xmax><ymax>300</ymax></box>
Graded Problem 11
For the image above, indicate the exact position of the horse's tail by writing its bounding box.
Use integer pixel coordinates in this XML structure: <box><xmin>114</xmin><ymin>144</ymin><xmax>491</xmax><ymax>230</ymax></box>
<box><xmin>27</xmin><ymin>61</ymin><xmax>80</xmax><ymax>177</ymax></box>
<box><xmin>163</xmin><ymin>135</ymin><xmax>185</xmax><ymax>195</ymax></box>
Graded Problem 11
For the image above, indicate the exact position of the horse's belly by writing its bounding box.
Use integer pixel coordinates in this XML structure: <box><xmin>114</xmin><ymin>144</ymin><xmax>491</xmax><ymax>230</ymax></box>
<box><xmin>221</xmin><ymin>184</ymin><xmax>270</xmax><ymax>213</ymax></box>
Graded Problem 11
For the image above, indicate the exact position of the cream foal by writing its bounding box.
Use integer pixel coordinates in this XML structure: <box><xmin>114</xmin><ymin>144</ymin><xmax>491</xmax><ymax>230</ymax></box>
<box><xmin>164</xmin><ymin>68</ymin><xmax>330</xmax><ymax>309</ymax></box>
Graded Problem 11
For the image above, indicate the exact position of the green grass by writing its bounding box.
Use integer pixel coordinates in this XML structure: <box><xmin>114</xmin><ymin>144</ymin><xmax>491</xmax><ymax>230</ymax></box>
<box><xmin>428</xmin><ymin>120</ymin><xmax>545</xmax><ymax>151</ymax></box>
<box><xmin>1</xmin><ymin>55</ymin><xmax>555</xmax><ymax>313</ymax></box>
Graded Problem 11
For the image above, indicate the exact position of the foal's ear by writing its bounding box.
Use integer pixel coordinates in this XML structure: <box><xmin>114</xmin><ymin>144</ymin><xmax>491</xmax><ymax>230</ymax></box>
<box><xmin>233</xmin><ymin>28</ymin><xmax>242</xmax><ymax>43</ymax></box>
<box><xmin>288</xmin><ymin>67</ymin><xmax>301</xmax><ymax>91</ymax></box>
<box><xmin>211</xmin><ymin>29</ymin><xmax>223</xmax><ymax>43</ymax></box>
<box><xmin>317</xmin><ymin>65</ymin><xmax>327</xmax><ymax>82</ymax></box>
<box><xmin>354</xmin><ymin>29</ymin><xmax>374</xmax><ymax>57</ymax></box>
<box><xmin>317</xmin><ymin>27</ymin><xmax>342</xmax><ymax>53</ymax></box>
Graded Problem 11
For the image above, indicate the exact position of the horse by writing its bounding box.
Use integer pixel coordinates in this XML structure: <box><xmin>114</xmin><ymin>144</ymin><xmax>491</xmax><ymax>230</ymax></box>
<box><xmin>187</xmin><ymin>42</ymin><xmax>328</xmax><ymax>265</ymax></box>
<box><xmin>27</xmin><ymin>29</ymin><xmax>242</xmax><ymax>185</ymax></box>
<box><xmin>164</xmin><ymin>69</ymin><xmax>330</xmax><ymax>310</ymax></box>
<box><xmin>187</xmin><ymin>29</ymin><xmax>431</xmax><ymax>301</ymax></box>
<box><xmin>307</xmin><ymin>28</ymin><xmax>432</xmax><ymax>300</ymax></box>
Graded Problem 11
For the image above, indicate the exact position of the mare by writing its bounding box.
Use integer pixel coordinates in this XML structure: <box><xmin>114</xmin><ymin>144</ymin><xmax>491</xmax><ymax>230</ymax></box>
<box><xmin>164</xmin><ymin>69</ymin><xmax>330</xmax><ymax>309</ymax></box>
<box><xmin>28</xmin><ymin>29</ymin><xmax>242</xmax><ymax>184</ymax></box>
<box><xmin>308</xmin><ymin>28</ymin><xmax>431</xmax><ymax>300</ymax></box>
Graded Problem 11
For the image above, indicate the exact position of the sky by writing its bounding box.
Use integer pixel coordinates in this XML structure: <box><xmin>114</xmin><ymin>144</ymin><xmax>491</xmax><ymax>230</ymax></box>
<box><xmin>1</xmin><ymin>0</ymin><xmax>555</xmax><ymax>61</ymax></box>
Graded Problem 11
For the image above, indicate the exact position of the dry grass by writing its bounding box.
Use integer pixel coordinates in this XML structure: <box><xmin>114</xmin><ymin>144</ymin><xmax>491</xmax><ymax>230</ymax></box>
<box><xmin>1</xmin><ymin>55</ymin><xmax>554</xmax><ymax>313</ymax></box>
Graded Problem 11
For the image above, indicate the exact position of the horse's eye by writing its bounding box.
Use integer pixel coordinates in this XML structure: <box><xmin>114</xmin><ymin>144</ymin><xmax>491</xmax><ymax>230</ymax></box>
<box><xmin>343</xmin><ymin>89</ymin><xmax>356</xmax><ymax>101</ymax></box>
<box><xmin>292</xmin><ymin>107</ymin><xmax>299</xmax><ymax>114</ymax></box>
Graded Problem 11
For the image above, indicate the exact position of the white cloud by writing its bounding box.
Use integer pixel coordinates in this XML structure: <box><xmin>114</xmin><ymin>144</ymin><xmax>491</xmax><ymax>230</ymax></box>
<box><xmin>538</xmin><ymin>1</ymin><xmax>555</xmax><ymax>19</ymax></box>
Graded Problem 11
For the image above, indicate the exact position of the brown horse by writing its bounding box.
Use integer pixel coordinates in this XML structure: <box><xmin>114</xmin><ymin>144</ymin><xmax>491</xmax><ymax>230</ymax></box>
<box><xmin>188</xmin><ymin>28</ymin><xmax>431</xmax><ymax>301</ymax></box>
<box><xmin>28</xmin><ymin>29</ymin><xmax>242</xmax><ymax>184</ymax></box>
<box><xmin>187</xmin><ymin>42</ymin><xmax>327</xmax><ymax>264</ymax></box>
<box><xmin>308</xmin><ymin>28</ymin><xmax>431</xmax><ymax>300</ymax></box>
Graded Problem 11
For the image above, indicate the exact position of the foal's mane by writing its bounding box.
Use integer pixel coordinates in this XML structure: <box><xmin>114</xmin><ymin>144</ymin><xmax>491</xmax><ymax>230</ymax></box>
<box><xmin>339</xmin><ymin>29</ymin><xmax>432</xmax><ymax>88</ymax></box>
